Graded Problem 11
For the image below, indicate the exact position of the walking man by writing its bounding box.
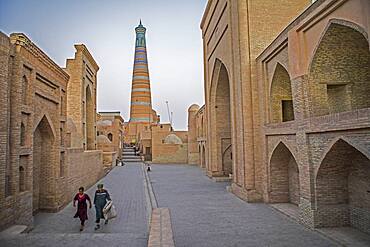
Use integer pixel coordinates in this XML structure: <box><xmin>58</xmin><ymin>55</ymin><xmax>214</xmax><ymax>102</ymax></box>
<box><xmin>94</xmin><ymin>184</ymin><xmax>111</xmax><ymax>230</ymax></box>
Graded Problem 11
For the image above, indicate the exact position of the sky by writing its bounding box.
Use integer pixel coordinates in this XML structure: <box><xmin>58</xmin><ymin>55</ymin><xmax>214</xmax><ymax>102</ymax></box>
<box><xmin>0</xmin><ymin>0</ymin><xmax>207</xmax><ymax>130</ymax></box>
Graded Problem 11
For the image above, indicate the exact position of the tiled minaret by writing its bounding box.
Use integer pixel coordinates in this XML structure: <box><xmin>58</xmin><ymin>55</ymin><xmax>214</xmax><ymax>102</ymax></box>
<box><xmin>129</xmin><ymin>20</ymin><xmax>153</xmax><ymax>123</ymax></box>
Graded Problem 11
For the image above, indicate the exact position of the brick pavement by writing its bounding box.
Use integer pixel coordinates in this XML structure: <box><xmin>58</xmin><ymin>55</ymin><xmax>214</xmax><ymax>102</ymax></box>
<box><xmin>149</xmin><ymin>164</ymin><xmax>338</xmax><ymax>247</ymax></box>
<box><xmin>0</xmin><ymin>164</ymin><xmax>148</xmax><ymax>247</ymax></box>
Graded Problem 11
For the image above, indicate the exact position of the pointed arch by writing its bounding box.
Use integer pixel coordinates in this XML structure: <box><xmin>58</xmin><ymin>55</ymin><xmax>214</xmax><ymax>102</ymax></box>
<box><xmin>315</xmin><ymin>138</ymin><xmax>370</xmax><ymax>233</ymax></box>
<box><xmin>269</xmin><ymin>141</ymin><xmax>300</xmax><ymax>205</ymax></box>
<box><xmin>309</xmin><ymin>20</ymin><xmax>370</xmax><ymax>116</ymax></box>
<box><xmin>209</xmin><ymin>58</ymin><xmax>230</xmax><ymax>101</ymax></box>
<box><xmin>315</xmin><ymin>137</ymin><xmax>370</xmax><ymax>176</ymax></box>
<box><xmin>32</xmin><ymin>114</ymin><xmax>55</xmax><ymax>213</ymax></box>
<box><xmin>33</xmin><ymin>113</ymin><xmax>56</xmax><ymax>139</ymax></box>
<box><xmin>269</xmin><ymin>63</ymin><xmax>294</xmax><ymax>123</ymax></box>
<box><xmin>209</xmin><ymin>58</ymin><xmax>233</xmax><ymax>176</ymax></box>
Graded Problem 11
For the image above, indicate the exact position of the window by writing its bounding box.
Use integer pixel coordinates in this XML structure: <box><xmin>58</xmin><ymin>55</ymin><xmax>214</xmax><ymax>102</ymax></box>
<box><xmin>108</xmin><ymin>133</ymin><xmax>113</xmax><ymax>142</ymax></box>
<box><xmin>20</xmin><ymin>122</ymin><xmax>26</xmax><ymax>146</ymax></box>
<box><xmin>282</xmin><ymin>100</ymin><xmax>294</xmax><ymax>122</ymax></box>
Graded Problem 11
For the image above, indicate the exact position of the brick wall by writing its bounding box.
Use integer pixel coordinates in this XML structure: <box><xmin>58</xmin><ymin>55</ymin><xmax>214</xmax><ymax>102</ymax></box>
<box><xmin>0</xmin><ymin>32</ymin><xmax>106</xmax><ymax>231</ymax></box>
<box><xmin>309</xmin><ymin>23</ymin><xmax>370</xmax><ymax>117</ymax></box>
<box><xmin>56</xmin><ymin>148</ymin><xmax>104</xmax><ymax>209</ymax></box>
<box><xmin>152</xmin><ymin>127</ymin><xmax>189</xmax><ymax>164</ymax></box>
<box><xmin>269</xmin><ymin>142</ymin><xmax>300</xmax><ymax>205</ymax></box>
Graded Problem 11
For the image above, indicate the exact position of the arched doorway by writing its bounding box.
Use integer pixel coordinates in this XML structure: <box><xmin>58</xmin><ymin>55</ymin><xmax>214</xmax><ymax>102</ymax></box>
<box><xmin>309</xmin><ymin>22</ymin><xmax>370</xmax><ymax>116</ymax></box>
<box><xmin>315</xmin><ymin>139</ymin><xmax>370</xmax><ymax>234</ymax></box>
<box><xmin>85</xmin><ymin>86</ymin><xmax>94</xmax><ymax>150</ymax></box>
<box><xmin>270</xmin><ymin>63</ymin><xmax>294</xmax><ymax>123</ymax></box>
<box><xmin>210</xmin><ymin>59</ymin><xmax>232</xmax><ymax>176</ymax></box>
<box><xmin>33</xmin><ymin>115</ymin><xmax>54</xmax><ymax>214</ymax></box>
<box><xmin>269</xmin><ymin>142</ymin><xmax>300</xmax><ymax>205</ymax></box>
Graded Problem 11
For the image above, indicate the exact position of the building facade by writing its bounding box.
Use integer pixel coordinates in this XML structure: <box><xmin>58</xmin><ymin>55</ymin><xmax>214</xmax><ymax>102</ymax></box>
<box><xmin>65</xmin><ymin>45</ymin><xmax>99</xmax><ymax>150</ymax></box>
<box><xmin>97</xmin><ymin>112</ymin><xmax>125</xmax><ymax>167</ymax></box>
<box><xmin>151</xmin><ymin>124</ymin><xmax>189</xmax><ymax>164</ymax></box>
<box><xmin>198</xmin><ymin>0</ymin><xmax>370</xmax><ymax>233</ymax></box>
<box><xmin>0</xmin><ymin>32</ymin><xmax>105</xmax><ymax>231</ymax></box>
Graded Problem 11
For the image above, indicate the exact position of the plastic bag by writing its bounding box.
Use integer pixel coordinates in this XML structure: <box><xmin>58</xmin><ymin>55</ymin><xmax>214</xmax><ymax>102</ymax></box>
<box><xmin>106</xmin><ymin>204</ymin><xmax>117</xmax><ymax>219</ymax></box>
<box><xmin>103</xmin><ymin>201</ymin><xmax>117</xmax><ymax>220</ymax></box>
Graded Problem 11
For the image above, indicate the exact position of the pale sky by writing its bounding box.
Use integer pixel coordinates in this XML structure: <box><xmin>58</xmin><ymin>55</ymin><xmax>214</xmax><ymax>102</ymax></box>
<box><xmin>0</xmin><ymin>0</ymin><xmax>207</xmax><ymax>130</ymax></box>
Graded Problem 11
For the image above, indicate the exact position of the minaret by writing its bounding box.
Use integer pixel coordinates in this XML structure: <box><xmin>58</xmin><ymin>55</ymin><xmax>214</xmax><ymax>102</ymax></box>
<box><xmin>129</xmin><ymin>20</ymin><xmax>153</xmax><ymax>123</ymax></box>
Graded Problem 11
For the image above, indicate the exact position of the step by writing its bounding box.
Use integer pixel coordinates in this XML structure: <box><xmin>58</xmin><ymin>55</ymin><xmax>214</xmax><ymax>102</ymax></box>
<box><xmin>122</xmin><ymin>159</ymin><xmax>142</xmax><ymax>162</ymax></box>
<box><xmin>122</xmin><ymin>156</ymin><xmax>141</xmax><ymax>159</ymax></box>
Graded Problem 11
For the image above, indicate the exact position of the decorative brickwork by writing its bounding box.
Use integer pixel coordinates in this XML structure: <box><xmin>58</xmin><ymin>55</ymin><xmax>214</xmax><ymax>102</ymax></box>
<box><xmin>0</xmin><ymin>32</ymin><xmax>105</xmax><ymax>231</ymax></box>
<box><xmin>198</xmin><ymin>0</ymin><xmax>370</xmax><ymax>234</ymax></box>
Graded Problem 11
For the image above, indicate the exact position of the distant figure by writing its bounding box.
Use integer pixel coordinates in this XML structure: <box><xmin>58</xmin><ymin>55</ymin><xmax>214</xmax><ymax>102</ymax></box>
<box><xmin>94</xmin><ymin>184</ymin><xmax>111</xmax><ymax>230</ymax></box>
<box><xmin>73</xmin><ymin>187</ymin><xmax>92</xmax><ymax>231</ymax></box>
<box><xmin>147</xmin><ymin>164</ymin><xmax>151</xmax><ymax>172</ymax></box>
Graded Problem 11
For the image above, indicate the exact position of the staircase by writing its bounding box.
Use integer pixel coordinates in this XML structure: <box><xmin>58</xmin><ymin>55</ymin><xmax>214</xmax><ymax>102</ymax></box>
<box><xmin>122</xmin><ymin>147</ymin><xmax>142</xmax><ymax>163</ymax></box>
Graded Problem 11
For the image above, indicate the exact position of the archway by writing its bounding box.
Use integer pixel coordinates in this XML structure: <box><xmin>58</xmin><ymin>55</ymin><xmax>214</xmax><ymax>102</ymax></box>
<box><xmin>85</xmin><ymin>86</ymin><xmax>95</xmax><ymax>150</ymax></box>
<box><xmin>210</xmin><ymin>60</ymin><xmax>232</xmax><ymax>176</ymax></box>
<box><xmin>269</xmin><ymin>142</ymin><xmax>300</xmax><ymax>205</ymax></box>
<box><xmin>270</xmin><ymin>63</ymin><xmax>294</xmax><ymax>123</ymax></box>
<box><xmin>32</xmin><ymin>115</ymin><xmax>54</xmax><ymax>214</ymax></box>
<box><xmin>309</xmin><ymin>22</ymin><xmax>370</xmax><ymax>116</ymax></box>
<box><xmin>315</xmin><ymin>139</ymin><xmax>370</xmax><ymax>234</ymax></box>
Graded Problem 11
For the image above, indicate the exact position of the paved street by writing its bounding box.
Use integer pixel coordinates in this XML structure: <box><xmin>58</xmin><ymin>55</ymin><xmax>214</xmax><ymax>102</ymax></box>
<box><xmin>2</xmin><ymin>163</ymin><xmax>366</xmax><ymax>246</ymax></box>
<box><xmin>149</xmin><ymin>164</ymin><xmax>337</xmax><ymax>247</ymax></box>
<box><xmin>0</xmin><ymin>163</ymin><xmax>148</xmax><ymax>247</ymax></box>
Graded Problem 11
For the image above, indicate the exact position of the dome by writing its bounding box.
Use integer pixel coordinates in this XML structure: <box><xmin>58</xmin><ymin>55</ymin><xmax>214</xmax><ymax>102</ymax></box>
<box><xmin>188</xmin><ymin>104</ymin><xmax>200</xmax><ymax>112</ymax></box>
<box><xmin>97</xmin><ymin>135</ymin><xmax>111</xmax><ymax>144</ymax></box>
<box><xmin>164</xmin><ymin>134</ymin><xmax>183</xmax><ymax>144</ymax></box>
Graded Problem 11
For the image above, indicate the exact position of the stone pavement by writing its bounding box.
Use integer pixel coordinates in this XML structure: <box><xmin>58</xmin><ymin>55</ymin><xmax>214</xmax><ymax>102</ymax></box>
<box><xmin>148</xmin><ymin>164</ymin><xmax>338</xmax><ymax>247</ymax></box>
<box><xmin>0</xmin><ymin>163</ymin><xmax>148</xmax><ymax>247</ymax></box>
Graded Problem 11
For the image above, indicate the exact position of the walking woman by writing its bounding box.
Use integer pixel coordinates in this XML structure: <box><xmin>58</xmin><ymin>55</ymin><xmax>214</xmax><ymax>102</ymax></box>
<box><xmin>73</xmin><ymin>187</ymin><xmax>92</xmax><ymax>231</ymax></box>
<box><xmin>94</xmin><ymin>184</ymin><xmax>111</xmax><ymax>230</ymax></box>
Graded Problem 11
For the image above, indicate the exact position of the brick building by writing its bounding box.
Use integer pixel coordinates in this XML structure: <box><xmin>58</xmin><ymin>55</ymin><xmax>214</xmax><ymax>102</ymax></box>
<box><xmin>194</xmin><ymin>0</ymin><xmax>370</xmax><ymax>234</ymax></box>
<box><xmin>0</xmin><ymin>32</ymin><xmax>105</xmax><ymax>231</ymax></box>
<box><xmin>151</xmin><ymin>124</ymin><xmax>189</xmax><ymax>164</ymax></box>
<box><xmin>65</xmin><ymin>45</ymin><xmax>99</xmax><ymax>150</ymax></box>
<box><xmin>187</xmin><ymin>104</ymin><xmax>207</xmax><ymax>168</ymax></box>
<box><xmin>97</xmin><ymin>112</ymin><xmax>125</xmax><ymax>167</ymax></box>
